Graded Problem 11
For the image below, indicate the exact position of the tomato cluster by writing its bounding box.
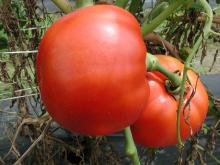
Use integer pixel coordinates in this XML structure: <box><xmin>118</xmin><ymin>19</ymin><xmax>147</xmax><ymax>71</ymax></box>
<box><xmin>36</xmin><ymin>5</ymin><xmax>208</xmax><ymax>147</ymax></box>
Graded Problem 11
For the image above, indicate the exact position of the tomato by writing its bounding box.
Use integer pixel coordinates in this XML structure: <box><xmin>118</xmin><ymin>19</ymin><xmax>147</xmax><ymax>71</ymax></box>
<box><xmin>131</xmin><ymin>55</ymin><xmax>208</xmax><ymax>147</ymax></box>
<box><xmin>36</xmin><ymin>5</ymin><xmax>149</xmax><ymax>135</ymax></box>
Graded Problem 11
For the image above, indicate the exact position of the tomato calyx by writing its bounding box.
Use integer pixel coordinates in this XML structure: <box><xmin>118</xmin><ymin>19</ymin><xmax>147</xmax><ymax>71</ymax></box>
<box><xmin>146</xmin><ymin>53</ymin><xmax>196</xmax><ymax>97</ymax></box>
<box><xmin>146</xmin><ymin>53</ymin><xmax>182</xmax><ymax>94</ymax></box>
<box><xmin>165</xmin><ymin>80</ymin><xmax>181</xmax><ymax>95</ymax></box>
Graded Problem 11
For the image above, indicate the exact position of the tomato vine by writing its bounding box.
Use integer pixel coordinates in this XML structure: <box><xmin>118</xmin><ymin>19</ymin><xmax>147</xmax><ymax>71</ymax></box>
<box><xmin>115</xmin><ymin>0</ymin><xmax>129</xmax><ymax>8</ymax></box>
<box><xmin>76</xmin><ymin>0</ymin><xmax>94</xmax><ymax>8</ymax></box>
<box><xmin>176</xmin><ymin>0</ymin><xmax>215</xmax><ymax>152</ymax></box>
<box><xmin>51</xmin><ymin>0</ymin><xmax>74</xmax><ymax>13</ymax></box>
<box><xmin>48</xmin><ymin>0</ymin><xmax>219</xmax><ymax>164</ymax></box>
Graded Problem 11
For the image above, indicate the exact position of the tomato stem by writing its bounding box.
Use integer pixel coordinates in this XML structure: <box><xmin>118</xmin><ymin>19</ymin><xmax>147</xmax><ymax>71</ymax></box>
<box><xmin>146</xmin><ymin>53</ymin><xmax>182</xmax><ymax>91</ymax></box>
<box><xmin>156</xmin><ymin>64</ymin><xmax>181</xmax><ymax>88</ymax></box>
<box><xmin>124</xmin><ymin>127</ymin><xmax>141</xmax><ymax>165</ymax></box>
<box><xmin>115</xmin><ymin>0</ymin><xmax>129</xmax><ymax>8</ymax></box>
<box><xmin>176</xmin><ymin>0</ymin><xmax>214</xmax><ymax>152</ymax></box>
<box><xmin>76</xmin><ymin>0</ymin><xmax>94</xmax><ymax>9</ymax></box>
<box><xmin>141</xmin><ymin>0</ymin><xmax>186</xmax><ymax>36</ymax></box>
<box><xmin>51</xmin><ymin>0</ymin><xmax>94</xmax><ymax>13</ymax></box>
<box><xmin>51</xmin><ymin>0</ymin><xmax>74</xmax><ymax>14</ymax></box>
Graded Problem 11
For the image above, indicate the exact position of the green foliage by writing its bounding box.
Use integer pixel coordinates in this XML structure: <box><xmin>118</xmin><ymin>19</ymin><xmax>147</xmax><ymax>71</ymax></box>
<box><xmin>148</xmin><ymin>2</ymin><xmax>169</xmax><ymax>21</ymax></box>
<box><xmin>127</xmin><ymin>0</ymin><xmax>146</xmax><ymax>21</ymax></box>
<box><xmin>129</xmin><ymin>0</ymin><xmax>143</xmax><ymax>15</ymax></box>
<box><xmin>0</xmin><ymin>29</ymin><xmax>7</xmax><ymax>50</ymax></box>
<box><xmin>191</xmin><ymin>2</ymin><xmax>203</xmax><ymax>9</ymax></box>
<box><xmin>214</xmin><ymin>5</ymin><xmax>220</xmax><ymax>15</ymax></box>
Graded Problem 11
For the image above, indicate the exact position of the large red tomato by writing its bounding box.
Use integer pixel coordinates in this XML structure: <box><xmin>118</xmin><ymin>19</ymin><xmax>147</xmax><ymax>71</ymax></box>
<box><xmin>131</xmin><ymin>55</ymin><xmax>208</xmax><ymax>147</ymax></box>
<box><xmin>36</xmin><ymin>5</ymin><xmax>149</xmax><ymax>135</ymax></box>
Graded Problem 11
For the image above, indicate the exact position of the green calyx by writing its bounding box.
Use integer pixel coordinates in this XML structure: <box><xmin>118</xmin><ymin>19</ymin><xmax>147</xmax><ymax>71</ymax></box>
<box><xmin>146</xmin><ymin>53</ymin><xmax>182</xmax><ymax>94</ymax></box>
<box><xmin>165</xmin><ymin>80</ymin><xmax>182</xmax><ymax>95</ymax></box>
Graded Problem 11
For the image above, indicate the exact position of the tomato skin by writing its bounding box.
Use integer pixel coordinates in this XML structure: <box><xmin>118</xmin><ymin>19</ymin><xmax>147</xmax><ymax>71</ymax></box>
<box><xmin>36</xmin><ymin>5</ymin><xmax>149</xmax><ymax>135</ymax></box>
<box><xmin>131</xmin><ymin>55</ymin><xmax>208</xmax><ymax>147</ymax></box>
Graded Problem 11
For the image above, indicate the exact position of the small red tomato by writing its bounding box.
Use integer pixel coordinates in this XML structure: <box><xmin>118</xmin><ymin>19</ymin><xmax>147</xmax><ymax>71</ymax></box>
<box><xmin>131</xmin><ymin>55</ymin><xmax>208</xmax><ymax>147</ymax></box>
<box><xmin>36</xmin><ymin>5</ymin><xmax>149</xmax><ymax>135</ymax></box>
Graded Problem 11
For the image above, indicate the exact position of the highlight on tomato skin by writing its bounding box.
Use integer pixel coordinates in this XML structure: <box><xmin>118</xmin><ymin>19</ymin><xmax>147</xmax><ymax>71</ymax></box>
<box><xmin>131</xmin><ymin>55</ymin><xmax>209</xmax><ymax>147</ymax></box>
<box><xmin>36</xmin><ymin>5</ymin><xmax>149</xmax><ymax>136</ymax></box>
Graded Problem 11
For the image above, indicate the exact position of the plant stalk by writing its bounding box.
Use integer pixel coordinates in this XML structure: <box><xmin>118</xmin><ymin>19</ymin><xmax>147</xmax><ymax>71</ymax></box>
<box><xmin>124</xmin><ymin>127</ymin><xmax>141</xmax><ymax>165</ymax></box>
<box><xmin>176</xmin><ymin>0</ymin><xmax>213</xmax><ymax>151</ymax></box>
<box><xmin>51</xmin><ymin>0</ymin><xmax>74</xmax><ymax>14</ymax></box>
<box><xmin>76</xmin><ymin>0</ymin><xmax>93</xmax><ymax>8</ymax></box>
<box><xmin>115</xmin><ymin>0</ymin><xmax>129</xmax><ymax>8</ymax></box>
<box><xmin>141</xmin><ymin>0</ymin><xmax>185</xmax><ymax>36</ymax></box>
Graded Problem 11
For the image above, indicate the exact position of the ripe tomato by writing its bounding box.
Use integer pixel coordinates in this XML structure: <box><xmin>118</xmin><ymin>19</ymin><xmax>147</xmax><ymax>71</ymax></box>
<box><xmin>131</xmin><ymin>55</ymin><xmax>208</xmax><ymax>147</ymax></box>
<box><xmin>36</xmin><ymin>5</ymin><xmax>149</xmax><ymax>135</ymax></box>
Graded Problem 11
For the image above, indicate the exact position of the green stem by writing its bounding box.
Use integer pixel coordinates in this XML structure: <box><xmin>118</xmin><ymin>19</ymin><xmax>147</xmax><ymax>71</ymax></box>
<box><xmin>124</xmin><ymin>127</ymin><xmax>141</xmax><ymax>165</ymax></box>
<box><xmin>115</xmin><ymin>0</ymin><xmax>129</xmax><ymax>8</ymax></box>
<box><xmin>157</xmin><ymin>64</ymin><xmax>181</xmax><ymax>88</ymax></box>
<box><xmin>146</xmin><ymin>53</ymin><xmax>181</xmax><ymax>88</ymax></box>
<box><xmin>76</xmin><ymin>0</ymin><xmax>93</xmax><ymax>9</ymax></box>
<box><xmin>51</xmin><ymin>0</ymin><xmax>74</xmax><ymax>14</ymax></box>
<box><xmin>176</xmin><ymin>0</ymin><xmax>213</xmax><ymax>152</ymax></box>
<box><xmin>214</xmin><ymin>118</ymin><xmax>220</xmax><ymax>128</ymax></box>
<box><xmin>141</xmin><ymin>0</ymin><xmax>185</xmax><ymax>36</ymax></box>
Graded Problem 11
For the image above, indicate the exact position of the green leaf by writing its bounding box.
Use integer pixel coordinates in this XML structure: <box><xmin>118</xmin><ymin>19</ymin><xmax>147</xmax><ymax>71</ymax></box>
<box><xmin>0</xmin><ymin>37</ymin><xmax>8</xmax><ymax>49</ymax></box>
<box><xmin>129</xmin><ymin>0</ymin><xmax>143</xmax><ymax>16</ymax></box>
<box><xmin>191</xmin><ymin>2</ymin><xmax>203</xmax><ymax>9</ymax></box>
<box><xmin>201</xmin><ymin>124</ymin><xmax>209</xmax><ymax>135</ymax></box>
<box><xmin>148</xmin><ymin>2</ymin><xmax>169</xmax><ymax>21</ymax></box>
<box><xmin>214</xmin><ymin>6</ymin><xmax>220</xmax><ymax>15</ymax></box>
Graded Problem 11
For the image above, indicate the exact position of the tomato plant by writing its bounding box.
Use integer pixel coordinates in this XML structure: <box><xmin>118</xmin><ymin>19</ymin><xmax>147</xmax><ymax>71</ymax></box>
<box><xmin>131</xmin><ymin>55</ymin><xmax>209</xmax><ymax>147</ymax></box>
<box><xmin>36</xmin><ymin>5</ymin><xmax>149</xmax><ymax>136</ymax></box>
